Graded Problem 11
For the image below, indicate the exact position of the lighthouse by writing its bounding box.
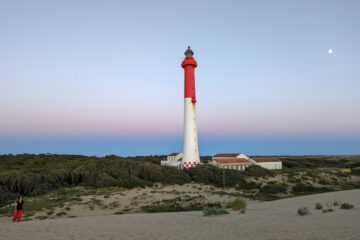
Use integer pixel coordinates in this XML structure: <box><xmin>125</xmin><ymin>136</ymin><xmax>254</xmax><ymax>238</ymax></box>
<box><xmin>181</xmin><ymin>46</ymin><xmax>200</xmax><ymax>168</ymax></box>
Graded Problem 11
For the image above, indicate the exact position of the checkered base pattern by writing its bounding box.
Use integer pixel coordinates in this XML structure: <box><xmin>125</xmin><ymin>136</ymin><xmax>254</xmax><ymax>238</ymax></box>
<box><xmin>181</xmin><ymin>162</ymin><xmax>200</xmax><ymax>168</ymax></box>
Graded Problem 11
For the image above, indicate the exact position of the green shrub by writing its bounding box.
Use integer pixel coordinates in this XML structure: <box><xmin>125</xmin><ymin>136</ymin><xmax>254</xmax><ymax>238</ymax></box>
<box><xmin>322</xmin><ymin>208</ymin><xmax>334</xmax><ymax>213</ymax></box>
<box><xmin>238</xmin><ymin>181</ymin><xmax>261</xmax><ymax>190</ymax></box>
<box><xmin>352</xmin><ymin>168</ymin><xmax>360</xmax><ymax>176</ymax></box>
<box><xmin>141</xmin><ymin>196</ymin><xmax>204</xmax><ymax>213</ymax></box>
<box><xmin>56</xmin><ymin>211</ymin><xmax>67</xmax><ymax>216</ymax></box>
<box><xmin>232</xmin><ymin>198</ymin><xmax>247</xmax><ymax>211</ymax></box>
<box><xmin>297</xmin><ymin>207</ymin><xmax>310</xmax><ymax>216</ymax></box>
<box><xmin>244</xmin><ymin>165</ymin><xmax>275</xmax><ymax>177</ymax></box>
<box><xmin>292</xmin><ymin>184</ymin><xmax>330</xmax><ymax>194</ymax></box>
<box><xmin>315</xmin><ymin>203</ymin><xmax>323</xmax><ymax>210</ymax></box>
<box><xmin>202</xmin><ymin>207</ymin><xmax>229</xmax><ymax>216</ymax></box>
<box><xmin>259</xmin><ymin>182</ymin><xmax>287</xmax><ymax>194</ymax></box>
<box><xmin>185</xmin><ymin>165</ymin><xmax>246</xmax><ymax>187</ymax></box>
<box><xmin>46</xmin><ymin>210</ymin><xmax>54</xmax><ymax>215</ymax></box>
<box><xmin>340</xmin><ymin>203</ymin><xmax>354</xmax><ymax>209</ymax></box>
<box><xmin>114</xmin><ymin>211</ymin><xmax>124</xmax><ymax>215</ymax></box>
<box><xmin>0</xmin><ymin>155</ymin><xmax>250</xmax><ymax>206</ymax></box>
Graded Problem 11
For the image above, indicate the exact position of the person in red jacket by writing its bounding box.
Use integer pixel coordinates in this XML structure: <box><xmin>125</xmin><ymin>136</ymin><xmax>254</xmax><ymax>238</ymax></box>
<box><xmin>13</xmin><ymin>196</ymin><xmax>24</xmax><ymax>222</ymax></box>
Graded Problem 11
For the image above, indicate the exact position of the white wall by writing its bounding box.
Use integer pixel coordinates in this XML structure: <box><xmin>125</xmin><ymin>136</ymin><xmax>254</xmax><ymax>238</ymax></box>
<box><xmin>162</xmin><ymin>153</ymin><xmax>183</xmax><ymax>167</ymax></box>
<box><xmin>255</xmin><ymin>161</ymin><xmax>282</xmax><ymax>170</ymax></box>
<box><xmin>167</xmin><ymin>153</ymin><xmax>183</xmax><ymax>162</ymax></box>
<box><xmin>212</xmin><ymin>153</ymin><xmax>249</xmax><ymax>161</ymax></box>
<box><xmin>237</xmin><ymin>154</ymin><xmax>250</xmax><ymax>160</ymax></box>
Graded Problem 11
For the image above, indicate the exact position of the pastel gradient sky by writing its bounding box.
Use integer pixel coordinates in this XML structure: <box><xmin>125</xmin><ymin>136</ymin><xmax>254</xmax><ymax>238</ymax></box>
<box><xmin>1</xmin><ymin>0</ymin><xmax>360</xmax><ymax>156</ymax></box>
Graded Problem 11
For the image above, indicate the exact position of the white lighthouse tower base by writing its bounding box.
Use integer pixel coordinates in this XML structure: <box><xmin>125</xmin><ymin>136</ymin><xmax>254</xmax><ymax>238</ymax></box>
<box><xmin>181</xmin><ymin>98</ymin><xmax>200</xmax><ymax>168</ymax></box>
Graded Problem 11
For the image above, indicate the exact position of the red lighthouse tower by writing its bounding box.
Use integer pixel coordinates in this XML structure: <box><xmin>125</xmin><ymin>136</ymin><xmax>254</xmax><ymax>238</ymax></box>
<box><xmin>181</xmin><ymin>46</ymin><xmax>200</xmax><ymax>168</ymax></box>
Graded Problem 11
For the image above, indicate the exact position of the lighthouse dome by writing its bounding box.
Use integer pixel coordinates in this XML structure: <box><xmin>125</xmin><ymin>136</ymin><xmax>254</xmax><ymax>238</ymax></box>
<box><xmin>184</xmin><ymin>46</ymin><xmax>194</xmax><ymax>57</ymax></box>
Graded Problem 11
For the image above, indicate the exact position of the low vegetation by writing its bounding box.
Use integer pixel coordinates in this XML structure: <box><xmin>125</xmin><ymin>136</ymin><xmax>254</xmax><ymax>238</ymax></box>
<box><xmin>315</xmin><ymin>203</ymin><xmax>323</xmax><ymax>210</ymax></box>
<box><xmin>140</xmin><ymin>195</ymin><xmax>225</xmax><ymax>213</ymax></box>
<box><xmin>279</xmin><ymin>155</ymin><xmax>360</xmax><ymax>169</ymax></box>
<box><xmin>1</xmin><ymin>154</ymin><xmax>359</xmax><ymax>217</ymax></box>
<box><xmin>333</xmin><ymin>200</ymin><xmax>341</xmax><ymax>206</ymax></box>
<box><xmin>141</xmin><ymin>196</ymin><xmax>205</xmax><ymax>213</ymax></box>
<box><xmin>340</xmin><ymin>202</ymin><xmax>354</xmax><ymax>209</ymax></box>
<box><xmin>297</xmin><ymin>207</ymin><xmax>310</xmax><ymax>216</ymax></box>
<box><xmin>291</xmin><ymin>184</ymin><xmax>330</xmax><ymax>195</ymax></box>
<box><xmin>231</xmin><ymin>197</ymin><xmax>247</xmax><ymax>211</ymax></box>
<box><xmin>0</xmin><ymin>154</ymin><xmax>278</xmax><ymax>206</ymax></box>
<box><xmin>322</xmin><ymin>208</ymin><xmax>334</xmax><ymax>213</ymax></box>
<box><xmin>259</xmin><ymin>182</ymin><xmax>287</xmax><ymax>194</ymax></box>
<box><xmin>202</xmin><ymin>206</ymin><xmax>229</xmax><ymax>216</ymax></box>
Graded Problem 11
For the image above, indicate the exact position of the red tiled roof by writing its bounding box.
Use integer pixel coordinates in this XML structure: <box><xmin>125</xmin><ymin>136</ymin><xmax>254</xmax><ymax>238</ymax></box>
<box><xmin>169</xmin><ymin>153</ymin><xmax>180</xmax><ymax>156</ymax></box>
<box><xmin>215</xmin><ymin>158</ymin><xmax>250</xmax><ymax>164</ymax></box>
<box><xmin>252</xmin><ymin>157</ymin><xmax>281</xmax><ymax>162</ymax></box>
<box><xmin>214</xmin><ymin>153</ymin><xmax>240</xmax><ymax>157</ymax></box>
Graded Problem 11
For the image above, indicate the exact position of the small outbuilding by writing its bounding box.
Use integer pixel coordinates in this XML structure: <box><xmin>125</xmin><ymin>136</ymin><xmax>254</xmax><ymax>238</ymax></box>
<box><xmin>211</xmin><ymin>153</ymin><xmax>282</xmax><ymax>171</ymax></box>
<box><xmin>212</xmin><ymin>153</ymin><xmax>250</xmax><ymax>161</ymax></box>
<box><xmin>210</xmin><ymin>158</ymin><xmax>251</xmax><ymax>171</ymax></box>
<box><xmin>249</xmin><ymin>157</ymin><xmax>282</xmax><ymax>170</ymax></box>
<box><xmin>161</xmin><ymin>153</ymin><xmax>183</xmax><ymax>167</ymax></box>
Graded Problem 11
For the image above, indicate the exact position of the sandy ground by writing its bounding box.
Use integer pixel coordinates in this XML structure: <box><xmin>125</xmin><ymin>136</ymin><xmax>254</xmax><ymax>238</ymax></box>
<box><xmin>1</xmin><ymin>189</ymin><xmax>359</xmax><ymax>240</ymax></box>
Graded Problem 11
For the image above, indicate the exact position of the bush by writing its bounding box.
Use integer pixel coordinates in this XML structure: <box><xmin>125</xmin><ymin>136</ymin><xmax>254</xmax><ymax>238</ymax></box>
<box><xmin>232</xmin><ymin>198</ymin><xmax>247</xmax><ymax>211</ymax></box>
<box><xmin>333</xmin><ymin>200</ymin><xmax>340</xmax><ymax>206</ymax></box>
<box><xmin>259</xmin><ymin>182</ymin><xmax>287</xmax><ymax>194</ymax></box>
<box><xmin>238</xmin><ymin>181</ymin><xmax>261</xmax><ymax>190</ymax></box>
<box><xmin>297</xmin><ymin>207</ymin><xmax>310</xmax><ymax>216</ymax></box>
<box><xmin>185</xmin><ymin>165</ymin><xmax>246</xmax><ymax>187</ymax></box>
<box><xmin>292</xmin><ymin>184</ymin><xmax>330</xmax><ymax>194</ymax></box>
<box><xmin>244</xmin><ymin>165</ymin><xmax>275</xmax><ymax>177</ymax></box>
<box><xmin>315</xmin><ymin>202</ymin><xmax>323</xmax><ymax>210</ymax></box>
<box><xmin>322</xmin><ymin>208</ymin><xmax>334</xmax><ymax>213</ymax></box>
<box><xmin>352</xmin><ymin>168</ymin><xmax>360</xmax><ymax>176</ymax></box>
<box><xmin>340</xmin><ymin>203</ymin><xmax>354</xmax><ymax>209</ymax></box>
<box><xmin>202</xmin><ymin>206</ymin><xmax>229</xmax><ymax>216</ymax></box>
<box><xmin>56</xmin><ymin>211</ymin><xmax>67</xmax><ymax>216</ymax></box>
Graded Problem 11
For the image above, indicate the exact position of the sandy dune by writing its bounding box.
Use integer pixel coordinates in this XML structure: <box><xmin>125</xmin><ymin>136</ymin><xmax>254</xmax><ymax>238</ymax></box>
<box><xmin>1</xmin><ymin>189</ymin><xmax>359</xmax><ymax>240</ymax></box>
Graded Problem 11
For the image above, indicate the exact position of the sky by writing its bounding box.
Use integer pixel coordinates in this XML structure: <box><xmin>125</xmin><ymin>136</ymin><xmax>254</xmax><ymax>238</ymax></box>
<box><xmin>1</xmin><ymin>0</ymin><xmax>360</xmax><ymax>156</ymax></box>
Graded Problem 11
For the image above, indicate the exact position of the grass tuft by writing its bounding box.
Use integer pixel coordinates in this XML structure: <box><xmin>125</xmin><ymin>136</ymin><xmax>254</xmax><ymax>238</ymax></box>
<box><xmin>232</xmin><ymin>198</ymin><xmax>247</xmax><ymax>211</ymax></box>
<box><xmin>322</xmin><ymin>208</ymin><xmax>334</xmax><ymax>213</ymax></box>
<box><xmin>340</xmin><ymin>203</ymin><xmax>354</xmax><ymax>209</ymax></box>
<box><xmin>202</xmin><ymin>207</ymin><xmax>229</xmax><ymax>216</ymax></box>
<box><xmin>315</xmin><ymin>202</ymin><xmax>323</xmax><ymax>210</ymax></box>
<box><xmin>297</xmin><ymin>207</ymin><xmax>310</xmax><ymax>216</ymax></box>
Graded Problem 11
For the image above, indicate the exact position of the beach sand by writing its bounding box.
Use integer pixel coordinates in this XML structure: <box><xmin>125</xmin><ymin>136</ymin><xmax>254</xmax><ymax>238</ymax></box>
<box><xmin>1</xmin><ymin>189</ymin><xmax>359</xmax><ymax>240</ymax></box>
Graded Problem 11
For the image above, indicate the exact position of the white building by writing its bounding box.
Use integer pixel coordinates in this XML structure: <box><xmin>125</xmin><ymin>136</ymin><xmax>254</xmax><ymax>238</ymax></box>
<box><xmin>249</xmin><ymin>157</ymin><xmax>282</xmax><ymax>170</ymax></box>
<box><xmin>210</xmin><ymin>158</ymin><xmax>251</xmax><ymax>171</ymax></box>
<box><xmin>212</xmin><ymin>153</ymin><xmax>250</xmax><ymax>161</ymax></box>
<box><xmin>210</xmin><ymin>153</ymin><xmax>251</xmax><ymax>171</ymax></box>
<box><xmin>161</xmin><ymin>153</ymin><xmax>183</xmax><ymax>167</ymax></box>
<box><xmin>211</xmin><ymin>153</ymin><xmax>282</xmax><ymax>170</ymax></box>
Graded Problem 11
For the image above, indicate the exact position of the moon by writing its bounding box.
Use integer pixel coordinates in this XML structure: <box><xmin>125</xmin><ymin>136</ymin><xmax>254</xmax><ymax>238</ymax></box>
<box><xmin>328</xmin><ymin>49</ymin><xmax>333</xmax><ymax>54</ymax></box>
